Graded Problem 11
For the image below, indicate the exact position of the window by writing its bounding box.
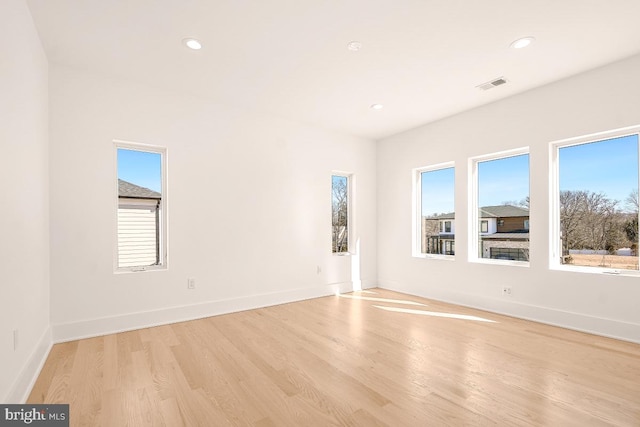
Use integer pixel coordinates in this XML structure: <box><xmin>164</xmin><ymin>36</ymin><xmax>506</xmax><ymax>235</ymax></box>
<box><xmin>413</xmin><ymin>163</ymin><xmax>455</xmax><ymax>257</ymax></box>
<box><xmin>471</xmin><ymin>149</ymin><xmax>529</xmax><ymax>263</ymax></box>
<box><xmin>552</xmin><ymin>128</ymin><xmax>639</xmax><ymax>272</ymax></box>
<box><xmin>332</xmin><ymin>174</ymin><xmax>351</xmax><ymax>253</ymax></box>
<box><xmin>116</xmin><ymin>142</ymin><xmax>167</xmax><ymax>271</ymax></box>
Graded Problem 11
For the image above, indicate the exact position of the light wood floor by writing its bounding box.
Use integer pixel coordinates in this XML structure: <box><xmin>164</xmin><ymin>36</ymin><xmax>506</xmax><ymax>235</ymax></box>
<box><xmin>29</xmin><ymin>288</ymin><xmax>640</xmax><ymax>426</ymax></box>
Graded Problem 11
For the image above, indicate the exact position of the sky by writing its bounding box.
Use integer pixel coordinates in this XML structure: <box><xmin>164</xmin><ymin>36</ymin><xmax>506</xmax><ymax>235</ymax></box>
<box><xmin>477</xmin><ymin>154</ymin><xmax>529</xmax><ymax>208</ymax></box>
<box><xmin>559</xmin><ymin>134</ymin><xmax>638</xmax><ymax>211</ymax></box>
<box><xmin>117</xmin><ymin>148</ymin><xmax>162</xmax><ymax>193</ymax></box>
<box><xmin>421</xmin><ymin>167</ymin><xmax>455</xmax><ymax>216</ymax></box>
<box><xmin>421</xmin><ymin>134</ymin><xmax>639</xmax><ymax>216</ymax></box>
<box><xmin>332</xmin><ymin>175</ymin><xmax>347</xmax><ymax>198</ymax></box>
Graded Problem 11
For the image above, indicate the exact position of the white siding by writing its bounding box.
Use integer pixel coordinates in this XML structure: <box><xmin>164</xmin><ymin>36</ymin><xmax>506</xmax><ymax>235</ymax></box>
<box><xmin>485</xmin><ymin>218</ymin><xmax>497</xmax><ymax>234</ymax></box>
<box><xmin>117</xmin><ymin>203</ymin><xmax>158</xmax><ymax>268</ymax></box>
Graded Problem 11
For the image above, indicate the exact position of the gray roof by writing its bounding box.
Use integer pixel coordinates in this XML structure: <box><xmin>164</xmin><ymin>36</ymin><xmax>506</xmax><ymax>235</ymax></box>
<box><xmin>118</xmin><ymin>179</ymin><xmax>161</xmax><ymax>199</ymax></box>
<box><xmin>428</xmin><ymin>212</ymin><xmax>455</xmax><ymax>220</ymax></box>
<box><xmin>426</xmin><ymin>204</ymin><xmax>528</xmax><ymax>220</ymax></box>
<box><xmin>480</xmin><ymin>205</ymin><xmax>529</xmax><ymax>218</ymax></box>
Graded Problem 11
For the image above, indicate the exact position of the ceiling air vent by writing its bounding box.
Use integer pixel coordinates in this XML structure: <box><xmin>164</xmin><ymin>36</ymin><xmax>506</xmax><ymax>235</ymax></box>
<box><xmin>476</xmin><ymin>77</ymin><xmax>508</xmax><ymax>91</ymax></box>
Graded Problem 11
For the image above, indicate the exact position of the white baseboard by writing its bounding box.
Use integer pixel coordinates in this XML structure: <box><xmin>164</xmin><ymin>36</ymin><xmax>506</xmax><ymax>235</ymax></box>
<box><xmin>378</xmin><ymin>280</ymin><xmax>640</xmax><ymax>345</ymax></box>
<box><xmin>5</xmin><ymin>326</ymin><xmax>53</xmax><ymax>403</ymax></box>
<box><xmin>53</xmin><ymin>281</ymin><xmax>365</xmax><ymax>343</ymax></box>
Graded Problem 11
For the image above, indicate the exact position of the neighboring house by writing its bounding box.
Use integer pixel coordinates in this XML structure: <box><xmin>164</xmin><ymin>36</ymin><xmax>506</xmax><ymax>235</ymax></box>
<box><xmin>422</xmin><ymin>205</ymin><xmax>529</xmax><ymax>260</ymax></box>
<box><xmin>117</xmin><ymin>179</ymin><xmax>161</xmax><ymax>268</ymax></box>
<box><xmin>423</xmin><ymin>212</ymin><xmax>456</xmax><ymax>255</ymax></box>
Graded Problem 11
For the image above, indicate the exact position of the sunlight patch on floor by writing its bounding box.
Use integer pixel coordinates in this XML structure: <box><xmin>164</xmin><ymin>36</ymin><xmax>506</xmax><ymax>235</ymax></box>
<box><xmin>338</xmin><ymin>294</ymin><xmax>427</xmax><ymax>306</ymax></box>
<box><xmin>373</xmin><ymin>305</ymin><xmax>497</xmax><ymax>323</ymax></box>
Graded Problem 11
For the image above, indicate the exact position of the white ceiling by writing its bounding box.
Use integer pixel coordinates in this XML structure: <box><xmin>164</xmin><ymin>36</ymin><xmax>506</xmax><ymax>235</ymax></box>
<box><xmin>26</xmin><ymin>0</ymin><xmax>640</xmax><ymax>140</ymax></box>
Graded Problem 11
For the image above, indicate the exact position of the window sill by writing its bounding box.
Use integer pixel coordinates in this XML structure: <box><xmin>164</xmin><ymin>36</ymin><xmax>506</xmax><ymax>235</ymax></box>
<box><xmin>412</xmin><ymin>253</ymin><xmax>455</xmax><ymax>261</ymax></box>
<box><xmin>333</xmin><ymin>252</ymin><xmax>353</xmax><ymax>257</ymax></box>
<box><xmin>470</xmin><ymin>258</ymin><xmax>529</xmax><ymax>267</ymax></box>
<box><xmin>550</xmin><ymin>264</ymin><xmax>640</xmax><ymax>277</ymax></box>
<box><xmin>114</xmin><ymin>265</ymin><xmax>167</xmax><ymax>274</ymax></box>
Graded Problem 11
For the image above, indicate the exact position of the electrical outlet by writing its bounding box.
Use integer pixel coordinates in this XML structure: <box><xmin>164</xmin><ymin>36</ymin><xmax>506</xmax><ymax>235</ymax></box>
<box><xmin>188</xmin><ymin>278</ymin><xmax>196</xmax><ymax>290</ymax></box>
<box><xmin>502</xmin><ymin>286</ymin><xmax>512</xmax><ymax>296</ymax></box>
<box><xmin>13</xmin><ymin>329</ymin><xmax>19</xmax><ymax>351</ymax></box>
<box><xmin>317</xmin><ymin>265</ymin><xmax>322</xmax><ymax>275</ymax></box>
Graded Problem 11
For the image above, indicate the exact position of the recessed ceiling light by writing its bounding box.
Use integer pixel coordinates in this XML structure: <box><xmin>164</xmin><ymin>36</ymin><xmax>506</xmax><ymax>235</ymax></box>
<box><xmin>347</xmin><ymin>41</ymin><xmax>362</xmax><ymax>52</ymax></box>
<box><xmin>510</xmin><ymin>36</ymin><xmax>535</xmax><ymax>49</ymax></box>
<box><xmin>370</xmin><ymin>104</ymin><xmax>384</xmax><ymax>110</ymax></box>
<box><xmin>182</xmin><ymin>38</ymin><xmax>202</xmax><ymax>50</ymax></box>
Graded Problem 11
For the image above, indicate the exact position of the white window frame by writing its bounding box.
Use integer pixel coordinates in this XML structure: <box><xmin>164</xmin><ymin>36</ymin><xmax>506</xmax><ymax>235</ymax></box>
<box><xmin>412</xmin><ymin>161</ymin><xmax>455</xmax><ymax>260</ymax></box>
<box><xmin>469</xmin><ymin>147</ymin><xmax>530</xmax><ymax>266</ymax></box>
<box><xmin>550</xmin><ymin>125</ymin><xmax>640</xmax><ymax>276</ymax></box>
<box><xmin>114</xmin><ymin>140</ymin><xmax>168</xmax><ymax>273</ymax></box>
<box><xmin>331</xmin><ymin>172</ymin><xmax>354</xmax><ymax>255</ymax></box>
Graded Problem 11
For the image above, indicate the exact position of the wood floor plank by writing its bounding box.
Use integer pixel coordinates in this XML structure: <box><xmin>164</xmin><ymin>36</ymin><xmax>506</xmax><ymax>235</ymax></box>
<box><xmin>68</xmin><ymin>337</ymin><xmax>104</xmax><ymax>426</ymax></box>
<box><xmin>28</xmin><ymin>288</ymin><xmax>640</xmax><ymax>426</ymax></box>
<box><xmin>29</xmin><ymin>340</ymin><xmax>77</xmax><ymax>403</ymax></box>
<box><xmin>158</xmin><ymin>397</ymin><xmax>184</xmax><ymax>427</ymax></box>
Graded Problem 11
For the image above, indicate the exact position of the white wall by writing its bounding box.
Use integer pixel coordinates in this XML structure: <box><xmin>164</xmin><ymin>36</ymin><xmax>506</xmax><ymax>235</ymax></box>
<box><xmin>0</xmin><ymin>0</ymin><xmax>51</xmax><ymax>402</ymax></box>
<box><xmin>49</xmin><ymin>64</ymin><xmax>377</xmax><ymax>340</ymax></box>
<box><xmin>378</xmin><ymin>54</ymin><xmax>640</xmax><ymax>343</ymax></box>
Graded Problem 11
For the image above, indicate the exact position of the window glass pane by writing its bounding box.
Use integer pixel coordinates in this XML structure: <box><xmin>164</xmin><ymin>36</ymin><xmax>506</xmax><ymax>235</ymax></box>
<box><xmin>420</xmin><ymin>167</ymin><xmax>455</xmax><ymax>255</ymax></box>
<box><xmin>117</xmin><ymin>148</ymin><xmax>163</xmax><ymax>268</ymax></box>
<box><xmin>332</xmin><ymin>175</ymin><xmax>349</xmax><ymax>253</ymax></box>
<box><xmin>558</xmin><ymin>135</ymin><xmax>639</xmax><ymax>270</ymax></box>
<box><xmin>477</xmin><ymin>154</ymin><xmax>530</xmax><ymax>261</ymax></box>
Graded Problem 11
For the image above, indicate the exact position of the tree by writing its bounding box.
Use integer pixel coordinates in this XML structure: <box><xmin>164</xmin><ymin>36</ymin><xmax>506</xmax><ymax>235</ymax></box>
<box><xmin>625</xmin><ymin>188</ymin><xmax>639</xmax><ymax>213</ymax></box>
<box><xmin>625</xmin><ymin>217</ymin><xmax>639</xmax><ymax>242</ymax></box>
<box><xmin>625</xmin><ymin>217</ymin><xmax>638</xmax><ymax>255</ymax></box>
<box><xmin>421</xmin><ymin>217</ymin><xmax>440</xmax><ymax>253</ymax></box>
<box><xmin>582</xmin><ymin>192</ymin><xmax>620</xmax><ymax>252</ymax></box>
<box><xmin>332</xmin><ymin>177</ymin><xmax>348</xmax><ymax>253</ymax></box>
<box><xmin>559</xmin><ymin>190</ymin><xmax>622</xmax><ymax>256</ymax></box>
<box><xmin>501</xmin><ymin>196</ymin><xmax>529</xmax><ymax>209</ymax></box>
<box><xmin>559</xmin><ymin>190</ymin><xmax>588</xmax><ymax>255</ymax></box>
